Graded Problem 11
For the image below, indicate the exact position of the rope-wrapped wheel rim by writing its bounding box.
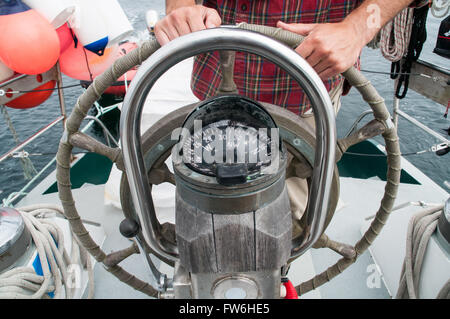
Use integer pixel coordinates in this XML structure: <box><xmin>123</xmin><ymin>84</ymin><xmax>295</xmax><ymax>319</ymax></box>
<box><xmin>56</xmin><ymin>25</ymin><xmax>401</xmax><ymax>297</ymax></box>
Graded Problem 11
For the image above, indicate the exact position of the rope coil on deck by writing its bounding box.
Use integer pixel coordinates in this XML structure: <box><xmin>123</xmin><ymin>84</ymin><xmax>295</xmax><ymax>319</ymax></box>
<box><xmin>0</xmin><ymin>205</ymin><xmax>94</xmax><ymax>299</ymax></box>
<box><xmin>396</xmin><ymin>204</ymin><xmax>447</xmax><ymax>299</ymax></box>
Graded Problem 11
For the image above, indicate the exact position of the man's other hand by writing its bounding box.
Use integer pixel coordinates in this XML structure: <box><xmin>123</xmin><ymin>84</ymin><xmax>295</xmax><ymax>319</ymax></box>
<box><xmin>277</xmin><ymin>20</ymin><xmax>365</xmax><ymax>80</ymax></box>
<box><xmin>155</xmin><ymin>5</ymin><xmax>221</xmax><ymax>46</ymax></box>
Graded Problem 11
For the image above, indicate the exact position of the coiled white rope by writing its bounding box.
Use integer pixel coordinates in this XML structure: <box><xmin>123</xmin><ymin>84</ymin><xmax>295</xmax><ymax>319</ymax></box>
<box><xmin>431</xmin><ymin>0</ymin><xmax>450</xmax><ymax>18</ymax></box>
<box><xmin>396</xmin><ymin>204</ymin><xmax>447</xmax><ymax>299</ymax></box>
<box><xmin>0</xmin><ymin>204</ymin><xmax>94</xmax><ymax>299</ymax></box>
<box><xmin>380</xmin><ymin>8</ymin><xmax>415</xmax><ymax>62</ymax></box>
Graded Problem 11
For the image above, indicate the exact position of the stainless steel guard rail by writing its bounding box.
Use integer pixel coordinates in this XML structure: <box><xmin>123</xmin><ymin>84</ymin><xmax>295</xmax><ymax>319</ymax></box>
<box><xmin>120</xmin><ymin>26</ymin><xmax>337</xmax><ymax>262</ymax></box>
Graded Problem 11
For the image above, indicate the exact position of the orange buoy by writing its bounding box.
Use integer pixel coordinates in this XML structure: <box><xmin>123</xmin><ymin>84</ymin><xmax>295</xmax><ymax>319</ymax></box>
<box><xmin>59</xmin><ymin>36</ymin><xmax>119</xmax><ymax>81</ymax></box>
<box><xmin>5</xmin><ymin>80</ymin><xmax>56</xmax><ymax>109</ymax></box>
<box><xmin>80</xmin><ymin>42</ymin><xmax>138</xmax><ymax>97</ymax></box>
<box><xmin>56</xmin><ymin>23</ymin><xmax>74</xmax><ymax>54</ymax></box>
<box><xmin>0</xmin><ymin>3</ymin><xmax>60</xmax><ymax>75</ymax></box>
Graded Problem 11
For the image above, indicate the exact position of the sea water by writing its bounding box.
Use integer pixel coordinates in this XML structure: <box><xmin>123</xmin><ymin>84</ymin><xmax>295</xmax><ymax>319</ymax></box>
<box><xmin>0</xmin><ymin>0</ymin><xmax>448</xmax><ymax>203</ymax></box>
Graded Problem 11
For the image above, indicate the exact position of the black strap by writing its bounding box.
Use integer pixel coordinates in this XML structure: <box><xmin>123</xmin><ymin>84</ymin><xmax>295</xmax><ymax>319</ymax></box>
<box><xmin>390</xmin><ymin>61</ymin><xmax>401</xmax><ymax>80</ymax></box>
<box><xmin>395</xmin><ymin>63</ymin><xmax>410</xmax><ymax>99</ymax></box>
<box><xmin>394</xmin><ymin>5</ymin><xmax>429</xmax><ymax>99</ymax></box>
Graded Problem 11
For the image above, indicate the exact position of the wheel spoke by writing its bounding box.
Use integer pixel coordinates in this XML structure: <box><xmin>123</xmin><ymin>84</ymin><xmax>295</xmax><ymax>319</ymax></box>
<box><xmin>336</xmin><ymin>119</ymin><xmax>386</xmax><ymax>162</ymax></box>
<box><xmin>286</xmin><ymin>119</ymin><xmax>386</xmax><ymax>180</ymax></box>
<box><xmin>148</xmin><ymin>163</ymin><xmax>175</xmax><ymax>185</ymax></box>
<box><xmin>69</xmin><ymin>132</ymin><xmax>124</xmax><ymax>171</ymax></box>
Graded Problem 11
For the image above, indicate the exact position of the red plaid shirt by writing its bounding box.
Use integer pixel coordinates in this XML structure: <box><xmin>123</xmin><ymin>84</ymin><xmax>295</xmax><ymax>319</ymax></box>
<box><xmin>191</xmin><ymin>0</ymin><xmax>365</xmax><ymax>115</ymax></box>
<box><xmin>191</xmin><ymin>0</ymin><xmax>429</xmax><ymax>115</ymax></box>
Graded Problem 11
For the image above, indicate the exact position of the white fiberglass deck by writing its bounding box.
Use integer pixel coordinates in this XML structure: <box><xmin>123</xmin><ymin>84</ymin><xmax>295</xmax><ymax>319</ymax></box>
<box><xmin>18</xmin><ymin>163</ymin><xmax>449</xmax><ymax>298</ymax></box>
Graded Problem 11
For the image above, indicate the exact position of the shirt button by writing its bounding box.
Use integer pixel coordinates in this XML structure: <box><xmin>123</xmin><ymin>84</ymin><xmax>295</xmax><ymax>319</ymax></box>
<box><xmin>241</xmin><ymin>3</ymin><xmax>247</xmax><ymax>11</ymax></box>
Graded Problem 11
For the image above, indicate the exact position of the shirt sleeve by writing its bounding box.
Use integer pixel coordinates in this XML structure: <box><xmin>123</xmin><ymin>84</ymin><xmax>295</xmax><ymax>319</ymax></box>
<box><xmin>409</xmin><ymin>0</ymin><xmax>429</xmax><ymax>8</ymax></box>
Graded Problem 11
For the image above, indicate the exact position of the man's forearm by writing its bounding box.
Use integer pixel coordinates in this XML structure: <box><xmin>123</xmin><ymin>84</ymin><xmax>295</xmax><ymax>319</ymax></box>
<box><xmin>166</xmin><ymin>0</ymin><xmax>196</xmax><ymax>14</ymax></box>
<box><xmin>344</xmin><ymin>0</ymin><xmax>417</xmax><ymax>45</ymax></box>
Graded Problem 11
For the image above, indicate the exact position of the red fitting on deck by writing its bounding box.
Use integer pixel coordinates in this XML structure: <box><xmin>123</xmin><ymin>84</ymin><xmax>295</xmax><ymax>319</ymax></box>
<box><xmin>283</xmin><ymin>280</ymin><xmax>298</xmax><ymax>299</ymax></box>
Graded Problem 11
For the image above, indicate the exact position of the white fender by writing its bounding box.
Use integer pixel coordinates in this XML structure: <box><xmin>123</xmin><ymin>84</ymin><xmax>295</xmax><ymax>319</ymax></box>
<box><xmin>22</xmin><ymin>0</ymin><xmax>76</xmax><ymax>28</ymax></box>
<box><xmin>145</xmin><ymin>10</ymin><xmax>159</xmax><ymax>33</ymax></box>
<box><xmin>95</xmin><ymin>0</ymin><xmax>134</xmax><ymax>46</ymax></box>
<box><xmin>70</xmin><ymin>0</ymin><xmax>109</xmax><ymax>55</ymax></box>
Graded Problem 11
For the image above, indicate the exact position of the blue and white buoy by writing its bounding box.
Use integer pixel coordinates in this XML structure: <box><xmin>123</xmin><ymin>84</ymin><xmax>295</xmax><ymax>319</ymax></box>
<box><xmin>70</xmin><ymin>0</ymin><xmax>109</xmax><ymax>56</ymax></box>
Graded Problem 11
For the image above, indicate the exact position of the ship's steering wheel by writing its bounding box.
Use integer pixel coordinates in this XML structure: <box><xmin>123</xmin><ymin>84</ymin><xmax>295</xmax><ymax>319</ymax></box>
<box><xmin>56</xmin><ymin>25</ymin><xmax>401</xmax><ymax>297</ymax></box>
